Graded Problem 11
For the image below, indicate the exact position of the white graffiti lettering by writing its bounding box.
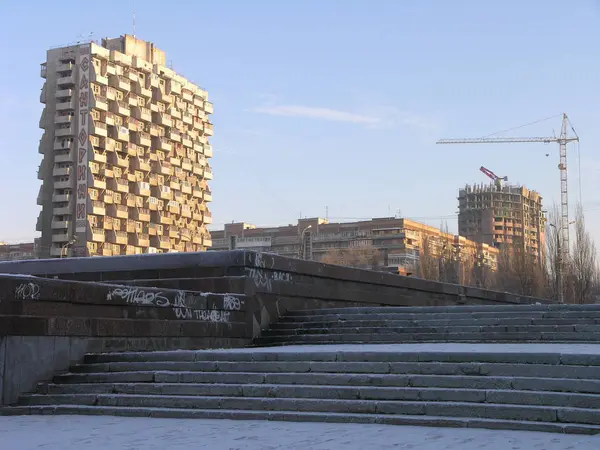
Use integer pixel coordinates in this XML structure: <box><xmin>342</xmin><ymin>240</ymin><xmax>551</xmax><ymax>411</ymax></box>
<box><xmin>246</xmin><ymin>268</ymin><xmax>292</xmax><ymax>292</ymax></box>
<box><xmin>106</xmin><ymin>287</ymin><xmax>170</xmax><ymax>307</ymax></box>
<box><xmin>174</xmin><ymin>307</ymin><xmax>193</xmax><ymax>320</ymax></box>
<box><xmin>223</xmin><ymin>295</ymin><xmax>243</xmax><ymax>311</ymax></box>
<box><xmin>15</xmin><ymin>283</ymin><xmax>40</xmax><ymax>300</ymax></box>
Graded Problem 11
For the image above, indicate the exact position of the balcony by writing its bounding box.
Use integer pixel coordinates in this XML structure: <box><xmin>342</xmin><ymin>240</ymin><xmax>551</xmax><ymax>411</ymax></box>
<box><xmin>111</xmin><ymin>177</ymin><xmax>129</xmax><ymax>194</ymax></box>
<box><xmin>193</xmin><ymin>165</ymin><xmax>203</xmax><ymax>176</ymax></box>
<box><xmin>181</xmin><ymin>205</ymin><xmax>192</xmax><ymax>219</ymax></box>
<box><xmin>193</xmin><ymin>210</ymin><xmax>203</xmax><ymax>221</ymax></box>
<box><xmin>52</xmin><ymin>192</ymin><xmax>71</xmax><ymax>203</ymax></box>
<box><xmin>192</xmin><ymin>234</ymin><xmax>203</xmax><ymax>245</ymax></box>
<box><xmin>182</xmin><ymin>90</ymin><xmax>193</xmax><ymax>102</ymax></box>
<box><xmin>90</xmin><ymin>175</ymin><xmax>106</xmax><ymax>190</ymax></box>
<box><xmin>154</xmin><ymin>212</ymin><xmax>173</xmax><ymax>225</ymax></box>
<box><xmin>204</xmin><ymin>211</ymin><xmax>213</xmax><ymax>224</ymax></box>
<box><xmin>154</xmin><ymin>137</ymin><xmax>172</xmax><ymax>152</ymax></box>
<box><xmin>54</xmin><ymin>177</ymin><xmax>73</xmax><ymax>190</ymax></box>
<box><xmin>127</xmin><ymin>93</ymin><xmax>139</xmax><ymax>107</ymax></box>
<box><xmin>133</xmin><ymin>56</ymin><xmax>152</xmax><ymax>72</ymax></box>
<box><xmin>54</xmin><ymin>113</ymin><xmax>73</xmax><ymax>125</ymax></box>
<box><xmin>90</xmin><ymin>121</ymin><xmax>108</xmax><ymax>137</ymax></box>
<box><xmin>54</xmin><ymin>150</ymin><xmax>73</xmax><ymax>164</ymax></box>
<box><xmin>51</xmin><ymin>220</ymin><xmax>70</xmax><ymax>229</ymax></box>
<box><xmin>182</xmin><ymin>112</ymin><xmax>193</xmax><ymax>125</ymax></box>
<box><xmin>192</xmin><ymin>118</ymin><xmax>204</xmax><ymax>131</ymax></box>
<box><xmin>56</xmin><ymin>99</ymin><xmax>75</xmax><ymax>111</ymax></box>
<box><xmin>91</xmin><ymin>67</ymin><xmax>108</xmax><ymax>85</ymax></box>
<box><xmin>168</xmin><ymin>107</ymin><xmax>182</xmax><ymax>119</ymax></box>
<box><xmin>204</xmin><ymin>190</ymin><xmax>212</xmax><ymax>202</ymax></box>
<box><xmin>204</xmin><ymin>144</ymin><xmax>213</xmax><ymax>158</ymax></box>
<box><xmin>57</xmin><ymin>62</ymin><xmax>74</xmax><ymax>73</ymax></box>
<box><xmin>182</xmin><ymin>136</ymin><xmax>193</xmax><ymax>149</ymax></box>
<box><xmin>132</xmin><ymin>233</ymin><xmax>150</xmax><ymax>247</ymax></box>
<box><xmin>167</xmin><ymin>225</ymin><xmax>180</xmax><ymax>238</ymax></box>
<box><xmin>40</xmin><ymin>63</ymin><xmax>47</xmax><ymax>79</ymax></box>
<box><xmin>52</xmin><ymin>165</ymin><xmax>71</xmax><ymax>177</ymax></box>
<box><xmin>133</xmin><ymin>106</ymin><xmax>152</xmax><ymax>122</ymax></box>
<box><xmin>110</xmin><ymin>100</ymin><xmax>130</xmax><ymax>116</ymax></box>
<box><xmin>193</xmin><ymin>95</ymin><xmax>204</xmax><ymax>108</ymax></box>
<box><xmin>154</xmin><ymin>112</ymin><xmax>174</xmax><ymax>127</ymax></box>
<box><xmin>204</xmin><ymin>101</ymin><xmax>214</xmax><ymax>114</ymax></box>
<box><xmin>103</xmin><ymin>190</ymin><xmax>114</xmax><ymax>204</ymax></box>
<box><xmin>204</xmin><ymin>122</ymin><xmax>214</xmax><ymax>136</ymax></box>
<box><xmin>109</xmin><ymin>75</ymin><xmax>131</xmax><ymax>92</ymax></box>
<box><xmin>111</xmin><ymin>230</ymin><xmax>129</xmax><ymax>245</ymax></box>
<box><xmin>204</xmin><ymin>237</ymin><xmax>212</xmax><ymax>247</ymax></box>
<box><xmin>133</xmin><ymin>80</ymin><xmax>152</xmax><ymax>98</ymax></box>
<box><xmin>148</xmin><ymin>222</ymin><xmax>160</xmax><ymax>235</ymax></box>
<box><xmin>151</xmin><ymin>235</ymin><xmax>171</xmax><ymax>250</ymax></box>
<box><xmin>53</xmin><ymin>203</ymin><xmax>72</xmax><ymax>216</ymax></box>
<box><xmin>91</xmin><ymin>151</ymin><xmax>107</xmax><ymax>164</ymax></box>
<box><xmin>108</xmin><ymin>153</ymin><xmax>129</xmax><ymax>169</ymax></box>
<box><xmin>51</xmin><ymin>232</ymin><xmax>70</xmax><ymax>243</ymax></box>
<box><xmin>192</xmin><ymin>187</ymin><xmax>202</xmax><ymax>199</ymax></box>
<box><xmin>110</xmin><ymin>125</ymin><xmax>130</xmax><ymax>141</ymax></box>
<box><xmin>131</xmin><ymin>158</ymin><xmax>151</xmax><ymax>173</ymax></box>
<box><xmin>109</xmin><ymin>204</ymin><xmax>129</xmax><ymax>220</ymax></box>
<box><xmin>126</xmin><ymin>117</ymin><xmax>144</xmax><ymax>132</ymax></box>
<box><xmin>89</xmin><ymin>200</ymin><xmax>106</xmax><ymax>215</ymax></box>
<box><xmin>133</xmin><ymin>131</ymin><xmax>151</xmax><ymax>147</ymax></box>
<box><xmin>153</xmin><ymin>89</ymin><xmax>173</xmax><ymax>104</ymax></box>
<box><xmin>55</xmin><ymin>89</ymin><xmax>72</xmax><ymax>99</ymax></box>
<box><xmin>57</xmin><ymin>74</ymin><xmax>75</xmax><ymax>87</ymax></box>
<box><xmin>180</xmin><ymin>158</ymin><xmax>193</xmax><ymax>171</ymax></box>
<box><xmin>90</xmin><ymin>94</ymin><xmax>108</xmax><ymax>111</ymax></box>
<box><xmin>55</xmin><ymin>125</ymin><xmax>74</xmax><ymax>137</ymax></box>
<box><xmin>87</xmin><ymin>227</ymin><xmax>105</xmax><ymax>243</ymax></box>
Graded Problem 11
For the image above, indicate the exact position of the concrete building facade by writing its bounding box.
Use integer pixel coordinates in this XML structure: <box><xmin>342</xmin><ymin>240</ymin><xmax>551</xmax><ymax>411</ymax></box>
<box><xmin>37</xmin><ymin>35</ymin><xmax>213</xmax><ymax>257</ymax></box>
<box><xmin>210</xmin><ymin>217</ymin><xmax>499</xmax><ymax>274</ymax></box>
<box><xmin>458</xmin><ymin>183</ymin><xmax>545</xmax><ymax>262</ymax></box>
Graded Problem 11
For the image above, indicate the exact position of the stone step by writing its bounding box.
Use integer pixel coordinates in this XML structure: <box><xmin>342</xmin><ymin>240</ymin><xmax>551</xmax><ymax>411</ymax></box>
<box><xmin>3</xmin><ymin>405</ymin><xmax>599</xmax><ymax>435</ymax></box>
<box><xmin>271</xmin><ymin>317</ymin><xmax>600</xmax><ymax>329</ymax></box>
<box><xmin>30</xmin><ymin>383</ymin><xmax>600</xmax><ymax>409</ymax></box>
<box><xmin>262</xmin><ymin>325</ymin><xmax>600</xmax><ymax>336</ymax></box>
<box><xmin>13</xmin><ymin>393</ymin><xmax>600</xmax><ymax>425</ymax></box>
<box><xmin>84</xmin><ymin>350</ymin><xmax>600</xmax><ymax>366</ymax></box>
<box><xmin>285</xmin><ymin>305</ymin><xmax>600</xmax><ymax>316</ymax></box>
<box><xmin>61</xmin><ymin>360</ymin><xmax>600</xmax><ymax>379</ymax></box>
<box><xmin>279</xmin><ymin>311</ymin><xmax>600</xmax><ymax>323</ymax></box>
<box><xmin>42</xmin><ymin>373</ymin><xmax>600</xmax><ymax>394</ymax></box>
<box><xmin>254</xmin><ymin>332</ymin><xmax>600</xmax><ymax>345</ymax></box>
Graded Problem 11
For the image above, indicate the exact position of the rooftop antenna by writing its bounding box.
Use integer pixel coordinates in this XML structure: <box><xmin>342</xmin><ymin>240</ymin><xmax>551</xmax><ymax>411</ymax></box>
<box><xmin>132</xmin><ymin>1</ymin><xmax>136</xmax><ymax>37</ymax></box>
<box><xmin>325</xmin><ymin>206</ymin><xmax>329</xmax><ymax>220</ymax></box>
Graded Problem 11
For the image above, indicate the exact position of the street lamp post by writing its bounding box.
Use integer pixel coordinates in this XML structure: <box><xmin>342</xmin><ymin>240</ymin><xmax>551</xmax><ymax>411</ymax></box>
<box><xmin>61</xmin><ymin>239</ymin><xmax>77</xmax><ymax>258</ymax></box>
<box><xmin>299</xmin><ymin>225</ymin><xmax>312</xmax><ymax>260</ymax></box>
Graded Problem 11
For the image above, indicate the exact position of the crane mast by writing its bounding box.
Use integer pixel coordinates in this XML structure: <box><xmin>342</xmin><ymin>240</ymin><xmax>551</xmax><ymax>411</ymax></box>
<box><xmin>437</xmin><ymin>113</ymin><xmax>579</xmax><ymax>303</ymax></box>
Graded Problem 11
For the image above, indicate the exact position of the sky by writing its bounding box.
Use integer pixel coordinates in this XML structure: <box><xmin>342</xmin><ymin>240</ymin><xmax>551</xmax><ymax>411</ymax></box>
<box><xmin>1</xmin><ymin>0</ymin><xmax>600</xmax><ymax>244</ymax></box>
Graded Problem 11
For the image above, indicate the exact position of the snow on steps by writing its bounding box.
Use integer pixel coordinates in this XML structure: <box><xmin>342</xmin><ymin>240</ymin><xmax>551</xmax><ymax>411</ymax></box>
<box><xmin>3</xmin><ymin>346</ymin><xmax>600</xmax><ymax>435</ymax></box>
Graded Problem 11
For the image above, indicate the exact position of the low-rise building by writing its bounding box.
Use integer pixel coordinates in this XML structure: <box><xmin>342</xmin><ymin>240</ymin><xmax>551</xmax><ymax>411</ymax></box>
<box><xmin>210</xmin><ymin>217</ymin><xmax>499</xmax><ymax>277</ymax></box>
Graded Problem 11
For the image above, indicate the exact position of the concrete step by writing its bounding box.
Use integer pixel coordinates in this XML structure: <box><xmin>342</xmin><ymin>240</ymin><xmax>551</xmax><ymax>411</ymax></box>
<box><xmin>29</xmin><ymin>383</ymin><xmax>600</xmax><ymax>409</ymax></box>
<box><xmin>83</xmin><ymin>350</ymin><xmax>600</xmax><ymax>365</ymax></box>
<box><xmin>254</xmin><ymin>332</ymin><xmax>600</xmax><ymax>345</ymax></box>
<box><xmin>279</xmin><ymin>311</ymin><xmax>600</xmax><ymax>323</ymax></box>
<box><xmin>3</xmin><ymin>405</ymin><xmax>599</xmax><ymax>435</ymax></box>
<box><xmin>61</xmin><ymin>360</ymin><xmax>600</xmax><ymax>380</ymax></box>
<box><xmin>39</xmin><ymin>374</ymin><xmax>600</xmax><ymax>394</ymax></box>
<box><xmin>285</xmin><ymin>304</ymin><xmax>600</xmax><ymax>316</ymax></box>
<box><xmin>271</xmin><ymin>317</ymin><xmax>600</xmax><ymax>329</ymax></box>
<box><xmin>262</xmin><ymin>325</ymin><xmax>600</xmax><ymax>337</ymax></box>
<box><xmin>13</xmin><ymin>393</ymin><xmax>600</xmax><ymax>425</ymax></box>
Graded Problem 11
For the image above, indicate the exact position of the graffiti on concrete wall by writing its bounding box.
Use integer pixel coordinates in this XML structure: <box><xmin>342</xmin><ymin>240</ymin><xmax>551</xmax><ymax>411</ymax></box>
<box><xmin>15</xmin><ymin>282</ymin><xmax>40</xmax><ymax>300</ymax></box>
<box><xmin>106</xmin><ymin>286</ymin><xmax>241</xmax><ymax>323</ymax></box>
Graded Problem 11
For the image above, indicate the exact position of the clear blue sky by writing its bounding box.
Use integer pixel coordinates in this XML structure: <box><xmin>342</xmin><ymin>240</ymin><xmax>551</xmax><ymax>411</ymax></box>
<box><xmin>2</xmin><ymin>0</ymin><xmax>600</xmax><ymax>243</ymax></box>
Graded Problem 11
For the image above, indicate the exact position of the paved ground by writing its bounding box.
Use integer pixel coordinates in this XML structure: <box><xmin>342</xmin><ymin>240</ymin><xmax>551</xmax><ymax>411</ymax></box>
<box><xmin>1</xmin><ymin>416</ymin><xmax>599</xmax><ymax>449</ymax></box>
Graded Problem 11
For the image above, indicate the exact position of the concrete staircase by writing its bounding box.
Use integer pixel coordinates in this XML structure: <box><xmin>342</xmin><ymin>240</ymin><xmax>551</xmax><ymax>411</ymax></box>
<box><xmin>3</xmin><ymin>304</ymin><xmax>600</xmax><ymax>435</ymax></box>
<box><xmin>2</xmin><ymin>347</ymin><xmax>600</xmax><ymax>434</ymax></box>
<box><xmin>256</xmin><ymin>304</ymin><xmax>600</xmax><ymax>346</ymax></box>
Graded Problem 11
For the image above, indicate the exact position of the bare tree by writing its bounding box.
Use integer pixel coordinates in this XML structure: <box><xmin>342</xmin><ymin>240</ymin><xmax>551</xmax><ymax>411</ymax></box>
<box><xmin>418</xmin><ymin>235</ymin><xmax>440</xmax><ymax>281</ymax></box>
<box><xmin>571</xmin><ymin>203</ymin><xmax>597</xmax><ymax>304</ymax></box>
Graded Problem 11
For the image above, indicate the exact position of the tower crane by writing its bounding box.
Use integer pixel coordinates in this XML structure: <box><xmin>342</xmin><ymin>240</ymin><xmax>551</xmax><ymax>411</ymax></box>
<box><xmin>479</xmin><ymin>166</ymin><xmax>508</xmax><ymax>187</ymax></box>
<box><xmin>437</xmin><ymin>113</ymin><xmax>579</xmax><ymax>304</ymax></box>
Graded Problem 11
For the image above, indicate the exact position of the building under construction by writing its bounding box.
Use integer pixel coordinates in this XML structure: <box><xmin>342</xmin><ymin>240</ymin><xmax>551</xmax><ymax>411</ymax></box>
<box><xmin>458</xmin><ymin>169</ymin><xmax>546</xmax><ymax>263</ymax></box>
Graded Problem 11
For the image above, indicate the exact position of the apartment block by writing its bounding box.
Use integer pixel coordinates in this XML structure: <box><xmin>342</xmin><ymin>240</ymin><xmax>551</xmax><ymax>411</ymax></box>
<box><xmin>0</xmin><ymin>240</ymin><xmax>39</xmax><ymax>261</ymax></box>
<box><xmin>37</xmin><ymin>35</ymin><xmax>213</xmax><ymax>257</ymax></box>
<box><xmin>210</xmin><ymin>217</ymin><xmax>499</xmax><ymax>273</ymax></box>
<box><xmin>458</xmin><ymin>183</ymin><xmax>545</xmax><ymax>262</ymax></box>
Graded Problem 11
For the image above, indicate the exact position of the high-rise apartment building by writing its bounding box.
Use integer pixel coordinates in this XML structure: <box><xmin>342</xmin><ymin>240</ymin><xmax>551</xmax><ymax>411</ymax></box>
<box><xmin>458</xmin><ymin>183</ymin><xmax>545</xmax><ymax>262</ymax></box>
<box><xmin>37</xmin><ymin>35</ymin><xmax>213</xmax><ymax>257</ymax></box>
